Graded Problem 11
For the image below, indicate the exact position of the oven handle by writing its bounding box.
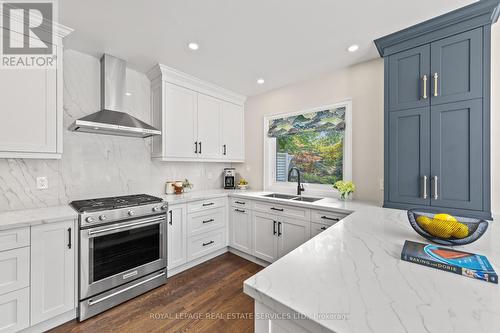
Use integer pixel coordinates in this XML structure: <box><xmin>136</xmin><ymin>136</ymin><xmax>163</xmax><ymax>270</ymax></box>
<box><xmin>87</xmin><ymin>217</ymin><xmax>165</xmax><ymax>237</ymax></box>
<box><xmin>87</xmin><ymin>270</ymin><xmax>166</xmax><ymax>306</ymax></box>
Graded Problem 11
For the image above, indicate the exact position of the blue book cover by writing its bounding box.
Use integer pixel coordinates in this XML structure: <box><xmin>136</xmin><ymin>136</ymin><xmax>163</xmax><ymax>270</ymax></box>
<box><xmin>401</xmin><ymin>240</ymin><xmax>497</xmax><ymax>284</ymax></box>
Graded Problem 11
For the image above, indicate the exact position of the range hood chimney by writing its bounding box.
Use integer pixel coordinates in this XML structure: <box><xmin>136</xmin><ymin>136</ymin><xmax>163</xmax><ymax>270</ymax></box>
<box><xmin>69</xmin><ymin>54</ymin><xmax>161</xmax><ymax>138</ymax></box>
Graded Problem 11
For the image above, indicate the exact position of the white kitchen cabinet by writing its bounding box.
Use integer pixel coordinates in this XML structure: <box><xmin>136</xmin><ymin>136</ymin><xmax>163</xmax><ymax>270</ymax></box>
<box><xmin>168</xmin><ymin>204</ymin><xmax>188</xmax><ymax>270</ymax></box>
<box><xmin>277</xmin><ymin>218</ymin><xmax>310</xmax><ymax>258</ymax></box>
<box><xmin>310</xmin><ymin>222</ymin><xmax>330</xmax><ymax>238</ymax></box>
<box><xmin>229</xmin><ymin>207</ymin><xmax>252</xmax><ymax>254</ymax></box>
<box><xmin>0</xmin><ymin>26</ymin><xmax>71</xmax><ymax>159</ymax></box>
<box><xmin>0</xmin><ymin>288</ymin><xmax>30</xmax><ymax>333</ymax></box>
<box><xmin>30</xmin><ymin>220</ymin><xmax>75</xmax><ymax>325</ymax></box>
<box><xmin>153</xmin><ymin>83</ymin><xmax>198</xmax><ymax>160</ymax></box>
<box><xmin>252</xmin><ymin>212</ymin><xmax>278</xmax><ymax>263</ymax></box>
<box><xmin>221</xmin><ymin>102</ymin><xmax>245</xmax><ymax>161</ymax></box>
<box><xmin>197</xmin><ymin>94</ymin><xmax>222</xmax><ymax>159</ymax></box>
<box><xmin>148</xmin><ymin>64</ymin><xmax>246</xmax><ymax>162</ymax></box>
<box><xmin>0</xmin><ymin>247</ymin><xmax>30</xmax><ymax>296</ymax></box>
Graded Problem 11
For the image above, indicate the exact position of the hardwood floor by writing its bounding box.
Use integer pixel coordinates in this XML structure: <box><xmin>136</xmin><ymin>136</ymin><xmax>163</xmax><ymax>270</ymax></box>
<box><xmin>49</xmin><ymin>253</ymin><xmax>263</xmax><ymax>333</ymax></box>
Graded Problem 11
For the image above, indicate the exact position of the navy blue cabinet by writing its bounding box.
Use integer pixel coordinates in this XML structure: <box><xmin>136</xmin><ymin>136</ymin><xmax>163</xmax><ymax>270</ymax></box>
<box><xmin>388</xmin><ymin>107</ymin><xmax>430</xmax><ymax>205</ymax></box>
<box><xmin>388</xmin><ymin>45</ymin><xmax>430</xmax><ymax>111</ymax></box>
<box><xmin>375</xmin><ymin>1</ymin><xmax>499</xmax><ymax>219</ymax></box>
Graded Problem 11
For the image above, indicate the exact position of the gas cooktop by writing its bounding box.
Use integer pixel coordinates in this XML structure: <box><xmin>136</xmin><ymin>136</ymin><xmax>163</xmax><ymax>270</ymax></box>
<box><xmin>70</xmin><ymin>194</ymin><xmax>163</xmax><ymax>213</ymax></box>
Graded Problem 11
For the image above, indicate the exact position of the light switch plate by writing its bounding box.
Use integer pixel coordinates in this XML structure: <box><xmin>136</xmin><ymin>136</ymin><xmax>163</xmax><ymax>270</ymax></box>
<box><xmin>36</xmin><ymin>177</ymin><xmax>48</xmax><ymax>190</ymax></box>
<box><xmin>379</xmin><ymin>178</ymin><xmax>384</xmax><ymax>191</ymax></box>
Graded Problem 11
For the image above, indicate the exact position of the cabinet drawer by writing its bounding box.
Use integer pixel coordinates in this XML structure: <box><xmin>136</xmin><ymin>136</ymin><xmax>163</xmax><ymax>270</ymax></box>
<box><xmin>187</xmin><ymin>197</ymin><xmax>225</xmax><ymax>213</ymax></box>
<box><xmin>0</xmin><ymin>228</ymin><xmax>29</xmax><ymax>252</ymax></box>
<box><xmin>311</xmin><ymin>210</ymin><xmax>348</xmax><ymax>225</ymax></box>
<box><xmin>0</xmin><ymin>287</ymin><xmax>29</xmax><ymax>333</ymax></box>
<box><xmin>187</xmin><ymin>229</ymin><xmax>226</xmax><ymax>261</ymax></box>
<box><xmin>230</xmin><ymin>197</ymin><xmax>251</xmax><ymax>208</ymax></box>
<box><xmin>187</xmin><ymin>207</ymin><xmax>225</xmax><ymax>236</ymax></box>
<box><xmin>0</xmin><ymin>248</ymin><xmax>30</xmax><ymax>296</ymax></box>
<box><xmin>310</xmin><ymin>222</ymin><xmax>331</xmax><ymax>238</ymax></box>
<box><xmin>253</xmin><ymin>201</ymin><xmax>310</xmax><ymax>220</ymax></box>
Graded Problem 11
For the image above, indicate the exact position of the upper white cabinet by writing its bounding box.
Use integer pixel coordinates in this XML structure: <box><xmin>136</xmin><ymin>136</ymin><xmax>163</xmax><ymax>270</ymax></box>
<box><xmin>31</xmin><ymin>220</ymin><xmax>75</xmax><ymax>325</ymax></box>
<box><xmin>148</xmin><ymin>64</ymin><xmax>246</xmax><ymax>162</ymax></box>
<box><xmin>0</xmin><ymin>25</ymin><xmax>72</xmax><ymax>159</ymax></box>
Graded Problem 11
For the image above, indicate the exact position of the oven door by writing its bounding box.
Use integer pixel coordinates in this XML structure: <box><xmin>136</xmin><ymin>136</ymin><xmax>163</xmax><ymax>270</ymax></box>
<box><xmin>80</xmin><ymin>215</ymin><xmax>167</xmax><ymax>300</ymax></box>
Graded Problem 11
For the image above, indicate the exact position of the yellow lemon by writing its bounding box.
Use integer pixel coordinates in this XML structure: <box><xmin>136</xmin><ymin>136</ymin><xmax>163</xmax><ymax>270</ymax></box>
<box><xmin>434</xmin><ymin>213</ymin><xmax>457</xmax><ymax>223</ymax></box>
<box><xmin>425</xmin><ymin>221</ymin><xmax>454</xmax><ymax>238</ymax></box>
<box><xmin>416</xmin><ymin>216</ymin><xmax>432</xmax><ymax>228</ymax></box>
<box><xmin>452</xmin><ymin>223</ymin><xmax>469</xmax><ymax>239</ymax></box>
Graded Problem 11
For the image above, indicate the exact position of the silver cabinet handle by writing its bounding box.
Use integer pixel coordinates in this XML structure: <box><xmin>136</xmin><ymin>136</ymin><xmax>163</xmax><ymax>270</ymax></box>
<box><xmin>88</xmin><ymin>217</ymin><xmax>164</xmax><ymax>236</ymax></box>
<box><xmin>433</xmin><ymin>73</ymin><xmax>439</xmax><ymax>97</ymax></box>
<box><xmin>422</xmin><ymin>175</ymin><xmax>428</xmax><ymax>199</ymax></box>
<box><xmin>422</xmin><ymin>75</ymin><xmax>428</xmax><ymax>99</ymax></box>
<box><xmin>432</xmin><ymin>176</ymin><xmax>439</xmax><ymax>200</ymax></box>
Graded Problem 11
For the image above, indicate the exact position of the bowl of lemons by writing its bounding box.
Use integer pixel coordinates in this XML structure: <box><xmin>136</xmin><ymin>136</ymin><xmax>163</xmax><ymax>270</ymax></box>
<box><xmin>407</xmin><ymin>209</ymin><xmax>489</xmax><ymax>246</ymax></box>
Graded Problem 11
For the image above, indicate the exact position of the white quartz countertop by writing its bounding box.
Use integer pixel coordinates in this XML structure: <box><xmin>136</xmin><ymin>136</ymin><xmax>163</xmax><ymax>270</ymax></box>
<box><xmin>0</xmin><ymin>205</ymin><xmax>78</xmax><ymax>230</ymax></box>
<box><xmin>160</xmin><ymin>189</ymin><xmax>234</xmax><ymax>204</ymax></box>
<box><xmin>243</xmin><ymin>202</ymin><xmax>500</xmax><ymax>333</ymax></box>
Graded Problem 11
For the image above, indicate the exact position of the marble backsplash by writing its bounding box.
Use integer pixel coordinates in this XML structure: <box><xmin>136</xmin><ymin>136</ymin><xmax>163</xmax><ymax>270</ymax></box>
<box><xmin>0</xmin><ymin>50</ymin><xmax>230</xmax><ymax>211</ymax></box>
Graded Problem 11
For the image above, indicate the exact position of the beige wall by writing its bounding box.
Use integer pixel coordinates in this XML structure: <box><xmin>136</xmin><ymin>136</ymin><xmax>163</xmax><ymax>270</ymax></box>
<box><xmin>238</xmin><ymin>58</ymin><xmax>384</xmax><ymax>203</ymax></box>
<box><xmin>240</xmin><ymin>23</ymin><xmax>500</xmax><ymax>214</ymax></box>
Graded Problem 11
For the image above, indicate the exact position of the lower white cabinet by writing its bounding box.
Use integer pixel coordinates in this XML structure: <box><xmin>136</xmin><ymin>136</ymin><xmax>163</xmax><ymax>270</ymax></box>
<box><xmin>168</xmin><ymin>204</ymin><xmax>188</xmax><ymax>270</ymax></box>
<box><xmin>252</xmin><ymin>212</ymin><xmax>278</xmax><ymax>263</ymax></box>
<box><xmin>30</xmin><ymin>220</ymin><xmax>75</xmax><ymax>325</ymax></box>
<box><xmin>277</xmin><ymin>218</ymin><xmax>310</xmax><ymax>258</ymax></box>
<box><xmin>229</xmin><ymin>207</ymin><xmax>252</xmax><ymax>254</ymax></box>
<box><xmin>0</xmin><ymin>288</ymin><xmax>29</xmax><ymax>333</ymax></box>
<box><xmin>187</xmin><ymin>229</ymin><xmax>226</xmax><ymax>261</ymax></box>
<box><xmin>310</xmin><ymin>222</ymin><xmax>330</xmax><ymax>238</ymax></box>
<box><xmin>0</xmin><ymin>248</ymin><xmax>30</xmax><ymax>296</ymax></box>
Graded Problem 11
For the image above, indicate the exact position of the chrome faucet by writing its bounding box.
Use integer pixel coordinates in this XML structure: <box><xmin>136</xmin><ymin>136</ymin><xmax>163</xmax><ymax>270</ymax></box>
<box><xmin>288</xmin><ymin>167</ymin><xmax>305</xmax><ymax>195</ymax></box>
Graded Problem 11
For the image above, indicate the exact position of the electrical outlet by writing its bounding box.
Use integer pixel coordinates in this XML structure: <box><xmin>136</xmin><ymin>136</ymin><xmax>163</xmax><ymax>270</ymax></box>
<box><xmin>207</xmin><ymin>172</ymin><xmax>213</xmax><ymax>180</ymax></box>
<box><xmin>36</xmin><ymin>177</ymin><xmax>48</xmax><ymax>190</ymax></box>
<box><xmin>379</xmin><ymin>178</ymin><xmax>384</xmax><ymax>191</ymax></box>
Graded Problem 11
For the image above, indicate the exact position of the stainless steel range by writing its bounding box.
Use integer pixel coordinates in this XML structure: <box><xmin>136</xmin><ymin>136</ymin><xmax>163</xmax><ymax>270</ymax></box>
<box><xmin>70</xmin><ymin>194</ymin><xmax>168</xmax><ymax>321</ymax></box>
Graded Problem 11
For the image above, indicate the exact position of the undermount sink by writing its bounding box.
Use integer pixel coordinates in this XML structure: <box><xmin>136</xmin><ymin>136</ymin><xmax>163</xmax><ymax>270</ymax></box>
<box><xmin>262</xmin><ymin>193</ymin><xmax>298</xmax><ymax>200</ymax></box>
<box><xmin>261</xmin><ymin>193</ymin><xmax>323</xmax><ymax>202</ymax></box>
<box><xmin>291</xmin><ymin>196</ymin><xmax>323</xmax><ymax>202</ymax></box>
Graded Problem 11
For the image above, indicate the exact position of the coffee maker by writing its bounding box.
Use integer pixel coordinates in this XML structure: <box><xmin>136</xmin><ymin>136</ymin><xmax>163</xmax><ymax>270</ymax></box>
<box><xmin>223</xmin><ymin>168</ymin><xmax>236</xmax><ymax>189</ymax></box>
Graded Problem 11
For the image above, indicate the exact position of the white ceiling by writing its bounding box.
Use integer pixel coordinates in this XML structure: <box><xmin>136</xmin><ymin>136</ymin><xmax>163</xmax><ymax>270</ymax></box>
<box><xmin>60</xmin><ymin>0</ymin><xmax>475</xmax><ymax>96</ymax></box>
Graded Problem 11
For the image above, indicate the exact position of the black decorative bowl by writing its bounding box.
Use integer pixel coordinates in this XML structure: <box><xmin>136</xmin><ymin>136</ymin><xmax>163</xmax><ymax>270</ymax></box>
<box><xmin>407</xmin><ymin>209</ymin><xmax>489</xmax><ymax>246</ymax></box>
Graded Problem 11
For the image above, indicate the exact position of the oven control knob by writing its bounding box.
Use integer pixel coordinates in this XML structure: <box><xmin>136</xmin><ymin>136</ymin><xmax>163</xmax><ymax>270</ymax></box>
<box><xmin>152</xmin><ymin>206</ymin><xmax>160</xmax><ymax>212</ymax></box>
<box><xmin>99</xmin><ymin>215</ymin><xmax>107</xmax><ymax>221</ymax></box>
<box><xmin>161</xmin><ymin>205</ymin><xmax>168</xmax><ymax>211</ymax></box>
<box><xmin>86</xmin><ymin>216</ymin><xmax>94</xmax><ymax>223</ymax></box>
<box><xmin>128</xmin><ymin>210</ymin><xmax>135</xmax><ymax>216</ymax></box>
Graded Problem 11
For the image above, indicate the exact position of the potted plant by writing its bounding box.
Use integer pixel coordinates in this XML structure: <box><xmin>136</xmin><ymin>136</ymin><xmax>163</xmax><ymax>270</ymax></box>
<box><xmin>333</xmin><ymin>180</ymin><xmax>355</xmax><ymax>200</ymax></box>
<box><xmin>182</xmin><ymin>178</ymin><xmax>193</xmax><ymax>193</ymax></box>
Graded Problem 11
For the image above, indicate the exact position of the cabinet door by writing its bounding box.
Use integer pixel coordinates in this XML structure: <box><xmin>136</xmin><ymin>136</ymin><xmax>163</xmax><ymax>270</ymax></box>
<box><xmin>277</xmin><ymin>218</ymin><xmax>310</xmax><ymax>258</ymax></box>
<box><xmin>229</xmin><ymin>207</ymin><xmax>252</xmax><ymax>254</ymax></box>
<box><xmin>31</xmin><ymin>220</ymin><xmax>75</xmax><ymax>325</ymax></box>
<box><xmin>430</xmin><ymin>100</ymin><xmax>483</xmax><ymax>210</ymax></box>
<box><xmin>310</xmin><ymin>222</ymin><xmax>329</xmax><ymax>238</ymax></box>
<box><xmin>388</xmin><ymin>107</ymin><xmax>431</xmax><ymax>205</ymax></box>
<box><xmin>197</xmin><ymin>94</ymin><xmax>222</xmax><ymax>159</ymax></box>
<box><xmin>388</xmin><ymin>45</ymin><xmax>430</xmax><ymax>111</ymax></box>
<box><xmin>0</xmin><ymin>288</ymin><xmax>30</xmax><ymax>333</ymax></box>
<box><xmin>168</xmin><ymin>204</ymin><xmax>187</xmax><ymax>270</ymax></box>
<box><xmin>252</xmin><ymin>212</ymin><xmax>277</xmax><ymax>263</ymax></box>
<box><xmin>221</xmin><ymin>102</ymin><xmax>245</xmax><ymax>161</ymax></box>
<box><xmin>430</xmin><ymin>28</ymin><xmax>482</xmax><ymax>105</ymax></box>
<box><xmin>0</xmin><ymin>67</ymin><xmax>57</xmax><ymax>154</ymax></box>
<box><xmin>164</xmin><ymin>83</ymin><xmax>198</xmax><ymax>159</ymax></box>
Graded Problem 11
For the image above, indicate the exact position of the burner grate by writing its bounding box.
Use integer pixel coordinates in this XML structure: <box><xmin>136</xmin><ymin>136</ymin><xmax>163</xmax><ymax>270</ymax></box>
<box><xmin>70</xmin><ymin>194</ymin><xmax>162</xmax><ymax>213</ymax></box>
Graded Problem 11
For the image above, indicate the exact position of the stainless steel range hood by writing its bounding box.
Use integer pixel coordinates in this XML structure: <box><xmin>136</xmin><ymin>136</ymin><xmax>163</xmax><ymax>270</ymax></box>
<box><xmin>69</xmin><ymin>54</ymin><xmax>161</xmax><ymax>138</ymax></box>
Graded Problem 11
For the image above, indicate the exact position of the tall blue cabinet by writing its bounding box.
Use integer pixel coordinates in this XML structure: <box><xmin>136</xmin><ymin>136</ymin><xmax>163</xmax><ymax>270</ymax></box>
<box><xmin>375</xmin><ymin>0</ymin><xmax>500</xmax><ymax>219</ymax></box>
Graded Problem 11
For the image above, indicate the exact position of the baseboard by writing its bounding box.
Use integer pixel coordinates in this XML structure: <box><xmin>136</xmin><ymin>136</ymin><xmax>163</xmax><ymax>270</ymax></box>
<box><xmin>228</xmin><ymin>248</ymin><xmax>269</xmax><ymax>267</ymax></box>
<box><xmin>167</xmin><ymin>247</ymin><xmax>229</xmax><ymax>277</ymax></box>
<box><xmin>21</xmin><ymin>309</ymin><xmax>76</xmax><ymax>333</ymax></box>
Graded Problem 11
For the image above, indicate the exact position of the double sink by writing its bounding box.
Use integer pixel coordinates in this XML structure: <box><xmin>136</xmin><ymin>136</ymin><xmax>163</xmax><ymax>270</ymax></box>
<box><xmin>262</xmin><ymin>193</ymin><xmax>323</xmax><ymax>203</ymax></box>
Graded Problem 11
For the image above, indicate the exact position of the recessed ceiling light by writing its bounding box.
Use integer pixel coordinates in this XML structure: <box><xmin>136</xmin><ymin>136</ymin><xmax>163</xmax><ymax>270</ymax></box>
<box><xmin>188</xmin><ymin>42</ymin><xmax>199</xmax><ymax>51</ymax></box>
<box><xmin>125</xmin><ymin>92</ymin><xmax>132</xmax><ymax>96</ymax></box>
<box><xmin>257</xmin><ymin>78</ymin><xmax>265</xmax><ymax>85</ymax></box>
<box><xmin>347</xmin><ymin>44</ymin><xmax>359</xmax><ymax>52</ymax></box>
